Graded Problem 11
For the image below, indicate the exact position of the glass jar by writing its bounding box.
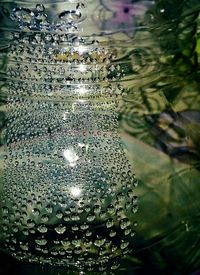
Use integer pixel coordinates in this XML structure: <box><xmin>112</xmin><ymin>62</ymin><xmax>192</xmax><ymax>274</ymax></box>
<box><xmin>0</xmin><ymin>0</ymin><xmax>153</xmax><ymax>272</ymax></box>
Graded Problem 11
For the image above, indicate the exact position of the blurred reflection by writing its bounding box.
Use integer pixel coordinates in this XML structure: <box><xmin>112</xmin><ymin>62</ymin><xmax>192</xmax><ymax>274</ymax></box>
<box><xmin>78</xmin><ymin>86</ymin><xmax>87</xmax><ymax>95</ymax></box>
<box><xmin>70</xmin><ymin>187</ymin><xmax>82</xmax><ymax>198</ymax></box>
<box><xmin>63</xmin><ymin>149</ymin><xmax>79</xmax><ymax>167</ymax></box>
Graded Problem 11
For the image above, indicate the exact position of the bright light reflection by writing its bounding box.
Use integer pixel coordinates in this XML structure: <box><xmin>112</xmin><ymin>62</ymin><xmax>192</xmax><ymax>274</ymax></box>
<box><xmin>77</xmin><ymin>45</ymin><xmax>85</xmax><ymax>54</ymax></box>
<box><xmin>78</xmin><ymin>142</ymin><xmax>89</xmax><ymax>152</ymax></box>
<box><xmin>79</xmin><ymin>64</ymin><xmax>86</xmax><ymax>73</ymax></box>
<box><xmin>78</xmin><ymin>143</ymin><xmax>85</xmax><ymax>147</ymax></box>
<box><xmin>70</xmin><ymin>187</ymin><xmax>82</xmax><ymax>197</ymax></box>
<box><xmin>78</xmin><ymin>99</ymin><xmax>85</xmax><ymax>103</ymax></box>
<box><xmin>63</xmin><ymin>111</ymin><xmax>69</xmax><ymax>121</ymax></box>
<box><xmin>63</xmin><ymin>149</ymin><xmax>79</xmax><ymax>167</ymax></box>
<box><xmin>78</xmin><ymin>86</ymin><xmax>87</xmax><ymax>94</ymax></box>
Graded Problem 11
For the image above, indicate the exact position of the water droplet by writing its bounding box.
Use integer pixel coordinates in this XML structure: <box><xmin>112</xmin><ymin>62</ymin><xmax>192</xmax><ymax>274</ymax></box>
<box><xmin>84</xmin><ymin>205</ymin><xmax>91</xmax><ymax>212</ymax></box>
<box><xmin>94</xmin><ymin>237</ymin><xmax>106</xmax><ymax>247</ymax></box>
<box><xmin>64</xmin><ymin>215</ymin><xmax>70</xmax><ymax>222</ymax></box>
<box><xmin>12</xmin><ymin>226</ymin><xmax>18</xmax><ymax>233</ymax></box>
<box><xmin>56</xmin><ymin>210</ymin><xmax>63</xmax><ymax>219</ymax></box>
<box><xmin>53</xmin><ymin>239</ymin><xmax>60</xmax><ymax>245</ymax></box>
<box><xmin>72</xmin><ymin>238</ymin><xmax>81</xmax><ymax>246</ymax></box>
<box><xmin>12</xmin><ymin>8</ymin><xmax>33</xmax><ymax>24</ymax></box>
<box><xmin>55</xmin><ymin>224</ymin><xmax>66</xmax><ymax>234</ymax></box>
<box><xmin>61</xmin><ymin>240</ymin><xmax>70</xmax><ymax>246</ymax></box>
<box><xmin>80</xmin><ymin>223</ymin><xmax>89</xmax><ymax>230</ymax></box>
<box><xmin>120</xmin><ymin>218</ymin><xmax>130</xmax><ymax>230</ymax></box>
<box><xmin>20</xmin><ymin>243</ymin><xmax>29</xmax><ymax>251</ymax></box>
<box><xmin>2</xmin><ymin>206</ymin><xmax>9</xmax><ymax>214</ymax></box>
<box><xmin>45</xmin><ymin>204</ymin><xmax>53</xmax><ymax>214</ymax></box>
<box><xmin>36</xmin><ymin>4</ymin><xmax>45</xmax><ymax>12</ymax></box>
<box><xmin>51</xmin><ymin>249</ymin><xmax>58</xmax><ymax>256</ymax></box>
<box><xmin>35</xmin><ymin>238</ymin><xmax>47</xmax><ymax>246</ymax></box>
<box><xmin>32</xmin><ymin>208</ymin><xmax>40</xmax><ymax>216</ymax></box>
<box><xmin>2</xmin><ymin>224</ymin><xmax>8</xmax><ymax>232</ymax></box>
<box><xmin>38</xmin><ymin>224</ymin><xmax>48</xmax><ymax>233</ymax></box>
<box><xmin>2</xmin><ymin>216</ymin><xmax>9</xmax><ymax>223</ymax></box>
<box><xmin>87</xmin><ymin>214</ymin><xmax>95</xmax><ymax>222</ymax></box>
<box><xmin>71</xmin><ymin>214</ymin><xmax>80</xmax><ymax>221</ymax></box>
<box><xmin>27</xmin><ymin>219</ymin><xmax>35</xmax><ymax>228</ymax></box>
<box><xmin>132</xmin><ymin>205</ymin><xmax>138</xmax><ymax>213</ymax></box>
<box><xmin>22</xmin><ymin>229</ymin><xmax>29</xmax><ymax>236</ymax></box>
<box><xmin>30</xmin><ymin>229</ymin><xmax>36</xmax><ymax>234</ymax></box>
<box><xmin>86</xmin><ymin>230</ymin><xmax>92</xmax><ymax>237</ymax></box>
<box><xmin>59</xmin><ymin>249</ymin><xmax>66</xmax><ymax>256</ymax></box>
<box><xmin>72</xmin><ymin>225</ymin><xmax>79</xmax><ymax>231</ymax></box>
<box><xmin>124</xmin><ymin>227</ymin><xmax>132</xmax><ymax>236</ymax></box>
<box><xmin>120</xmin><ymin>241</ymin><xmax>129</xmax><ymax>250</ymax></box>
<box><xmin>107</xmin><ymin>204</ymin><xmax>115</xmax><ymax>214</ymax></box>
<box><xmin>132</xmin><ymin>195</ymin><xmax>138</xmax><ymax>204</ymax></box>
<box><xmin>111</xmin><ymin>262</ymin><xmax>120</xmax><ymax>270</ymax></box>
<box><xmin>109</xmin><ymin>230</ymin><xmax>117</xmax><ymax>238</ymax></box>
<box><xmin>99</xmin><ymin>211</ymin><xmax>106</xmax><ymax>219</ymax></box>
<box><xmin>116</xmin><ymin>192</ymin><xmax>124</xmax><ymax>202</ymax></box>
<box><xmin>59</xmin><ymin>10</ymin><xmax>81</xmax><ymax>23</ymax></box>
<box><xmin>106</xmin><ymin>218</ymin><xmax>114</xmax><ymax>228</ymax></box>
<box><xmin>41</xmin><ymin>214</ymin><xmax>49</xmax><ymax>223</ymax></box>
<box><xmin>66</xmin><ymin>248</ymin><xmax>72</xmax><ymax>254</ymax></box>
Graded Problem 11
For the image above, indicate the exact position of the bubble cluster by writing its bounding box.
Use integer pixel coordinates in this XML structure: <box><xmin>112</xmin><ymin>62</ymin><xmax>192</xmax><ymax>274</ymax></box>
<box><xmin>9</xmin><ymin>3</ymin><xmax>86</xmax><ymax>32</ymax></box>
<box><xmin>0</xmin><ymin>1</ymin><xmax>138</xmax><ymax>272</ymax></box>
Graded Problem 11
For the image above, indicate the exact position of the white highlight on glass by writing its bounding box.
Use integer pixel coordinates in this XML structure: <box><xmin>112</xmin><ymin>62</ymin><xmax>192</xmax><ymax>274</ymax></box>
<box><xmin>70</xmin><ymin>186</ymin><xmax>82</xmax><ymax>197</ymax></box>
<box><xmin>79</xmin><ymin>64</ymin><xmax>86</xmax><ymax>72</ymax></box>
<box><xmin>63</xmin><ymin>149</ymin><xmax>79</xmax><ymax>167</ymax></box>
<box><xmin>78</xmin><ymin>86</ymin><xmax>87</xmax><ymax>95</ymax></box>
<box><xmin>63</xmin><ymin>111</ymin><xmax>69</xmax><ymax>121</ymax></box>
<box><xmin>77</xmin><ymin>45</ymin><xmax>85</xmax><ymax>55</ymax></box>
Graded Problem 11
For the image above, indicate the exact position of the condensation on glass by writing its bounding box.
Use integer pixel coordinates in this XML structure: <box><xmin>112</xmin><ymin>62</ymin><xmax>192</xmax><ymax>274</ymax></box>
<box><xmin>0</xmin><ymin>0</ymin><xmax>153</xmax><ymax>272</ymax></box>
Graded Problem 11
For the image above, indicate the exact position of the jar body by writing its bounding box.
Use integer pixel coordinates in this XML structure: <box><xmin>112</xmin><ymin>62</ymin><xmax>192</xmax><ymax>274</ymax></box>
<box><xmin>0</xmin><ymin>0</ymin><xmax>152</xmax><ymax>271</ymax></box>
